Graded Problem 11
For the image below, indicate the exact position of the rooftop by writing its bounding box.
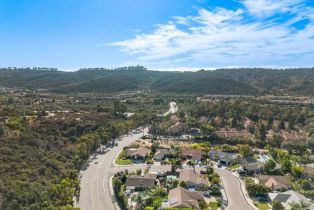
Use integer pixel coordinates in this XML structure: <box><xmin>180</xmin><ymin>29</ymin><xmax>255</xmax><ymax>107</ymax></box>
<box><xmin>168</xmin><ymin>186</ymin><xmax>204</xmax><ymax>210</ymax></box>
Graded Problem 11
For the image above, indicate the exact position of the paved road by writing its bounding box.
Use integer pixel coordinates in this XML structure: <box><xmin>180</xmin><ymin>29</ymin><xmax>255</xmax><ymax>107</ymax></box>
<box><xmin>163</xmin><ymin>102</ymin><xmax>178</xmax><ymax>116</ymax></box>
<box><xmin>215</xmin><ymin>168</ymin><xmax>255</xmax><ymax>210</ymax></box>
<box><xmin>78</xmin><ymin>128</ymin><xmax>148</xmax><ymax>210</ymax></box>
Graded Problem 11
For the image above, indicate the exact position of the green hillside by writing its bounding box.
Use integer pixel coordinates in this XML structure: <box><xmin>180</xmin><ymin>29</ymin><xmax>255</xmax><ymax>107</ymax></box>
<box><xmin>0</xmin><ymin>67</ymin><xmax>313</xmax><ymax>95</ymax></box>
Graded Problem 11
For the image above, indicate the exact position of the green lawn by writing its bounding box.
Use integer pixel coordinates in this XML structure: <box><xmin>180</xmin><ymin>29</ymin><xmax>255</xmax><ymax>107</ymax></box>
<box><xmin>209</xmin><ymin>201</ymin><xmax>218</xmax><ymax>210</ymax></box>
<box><xmin>255</xmin><ymin>202</ymin><xmax>271</xmax><ymax>210</ymax></box>
<box><xmin>115</xmin><ymin>158</ymin><xmax>133</xmax><ymax>165</ymax></box>
<box><xmin>228</xmin><ymin>164</ymin><xmax>240</xmax><ymax>171</ymax></box>
<box><xmin>115</xmin><ymin>150</ymin><xmax>133</xmax><ymax>165</ymax></box>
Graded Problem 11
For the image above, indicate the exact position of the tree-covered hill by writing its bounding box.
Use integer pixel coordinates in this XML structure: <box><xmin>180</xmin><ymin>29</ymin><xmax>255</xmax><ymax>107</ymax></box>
<box><xmin>0</xmin><ymin>66</ymin><xmax>313</xmax><ymax>95</ymax></box>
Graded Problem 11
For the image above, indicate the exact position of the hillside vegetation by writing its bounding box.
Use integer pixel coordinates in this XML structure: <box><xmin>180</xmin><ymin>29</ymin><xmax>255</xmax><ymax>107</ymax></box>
<box><xmin>0</xmin><ymin>66</ymin><xmax>314</xmax><ymax>95</ymax></box>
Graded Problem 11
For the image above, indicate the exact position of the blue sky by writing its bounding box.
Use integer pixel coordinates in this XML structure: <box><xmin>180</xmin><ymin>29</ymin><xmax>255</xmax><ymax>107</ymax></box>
<box><xmin>0</xmin><ymin>0</ymin><xmax>314</xmax><ymax>70</ymax></box>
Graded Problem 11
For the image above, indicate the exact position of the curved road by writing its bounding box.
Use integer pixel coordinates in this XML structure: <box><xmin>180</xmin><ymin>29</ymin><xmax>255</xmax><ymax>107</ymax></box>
<box><xmin>163</xmin><ymin>102</ymin><xmax>178</xmax><ymax>116</ymax></box>
<box><xmin>78</xmin><ymin>100</ymin><xmax>254</xmax><ymax>210</ymax></box>
<box><xmin>215</xmin><ymin>168</ymin><xmax>255</xmax><ymax>210</ymax></box>
<box><xmin>78</xmin><ymin>128</ymin><xmax>148</xmax><ymax>210</ymax></box>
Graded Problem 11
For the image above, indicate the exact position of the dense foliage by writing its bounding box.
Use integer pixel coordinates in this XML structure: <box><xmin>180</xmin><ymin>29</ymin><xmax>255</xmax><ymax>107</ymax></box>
<box><xmin>0</xmin><ymin>93</ymin><xmax>152</xmax><ymax>210</ymax></box>
<box><xmin>1</xmin><ymin>67</ymin><xmax>314</xmax><ymax>95</ymax></box>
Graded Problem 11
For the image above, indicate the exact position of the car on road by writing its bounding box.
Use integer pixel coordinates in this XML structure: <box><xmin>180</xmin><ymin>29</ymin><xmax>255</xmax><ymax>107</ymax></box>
<box><xmin>203</xmin><ymin>191</ymin><xmax>210</xmax><ymax>197</ymax></box>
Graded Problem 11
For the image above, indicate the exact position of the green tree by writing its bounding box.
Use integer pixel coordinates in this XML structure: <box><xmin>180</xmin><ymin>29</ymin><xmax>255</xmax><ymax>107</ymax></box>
<box><xmin>179</xmin><ymin>181</ymin><xmax>187</xmax><ymax>188</ymax></box>
<box><xmin>0</xmin><ymin>123</ymin><xmax>4</xmax><ymax>137</ymax></box>
<box><xmin>267</xmin><ymin>116</ymin><xmax>274</xmax><ymax>130</ymax></box>
<box><xmin>269</xmin><ymin>134</ymin><xmax>283</xmax><ymax>148</ymax></box>
<box><xmin>301</xmin><ymin>180</ymin><xmax>312</xmax><ymax>191</ymax></box>
<box><xmin>306</xmin><ymin>138</ymin><xmax>314</xmax><ymax>152</ymax></box>
<box><xmin>291</xmin><ymin>166</ymin><xmax>305</xmax><ymax>179</ymax></box>
<box><xmin>279</xmin><ymin>120</ymin><xmax>285</xmax><ymax>130</ymax></box>
<box><xmin>272</xmin><ymin>200</ymin><xmax>284</xmax><ymax>210</ymax></box>
<box><xmin>256</xmin><ymin>123</ymin><xmax>267</xmax><ymax>141</ymax></box>
<box><xmin>264</xmin><ymin>159</ymin><xmax>276</xmax><ymax>174</ymax></box>
<box><xmin>49</xmin><ymin>178</ymin><xmax>76</xmax><ymax>207</ymax></box>
<box><xmin>238</xmin><ymin>144</ymin><xmax>251</xmax><ymax>157</ymax></box>
<box><xmin>231</xmin><ymin>118</ymin><xmax>237</xmax><ymax>128</ymax></box>
<box><xmin>289</xmin><ymin>202</ymin><xmax>302</xmax><ymax>210</ymax></box>
<box><xmin>211</xmin><ymin>176</ymin><xmax>220</xmax><ymax>185</ymax></box>
<box><xmin>113</xmin><ymin>101</ymin><xmax>127</xmax><ymax>116</ymax></box>
<box><xmin>288</xmin><ymin>118</ymin><xmax>295</xmax><ymax>130</ymax></box>
<box><xmin>200</xmin><ymin>123</ymin><xmax>215</xmax><ymax>137</ymax></box>
<box><xmin>281</xmin><ymin>157</ymin><xmax>292</xmax><ymax>173</ymax></box>
<box><xmin>297</xmin><ymin>115</ymin><xmax>306</xmax><ymax>125</ymax></box>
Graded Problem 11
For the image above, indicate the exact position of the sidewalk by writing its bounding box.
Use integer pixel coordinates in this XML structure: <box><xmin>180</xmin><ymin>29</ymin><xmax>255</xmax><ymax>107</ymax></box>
<box><xmin>230</xmin><ymin>171</ymin><xmax>259</xmax><ymax>210</ymax></box>
<box><xmin>109</xmin><ymin>176</ymin><xmax>121</xmax><ymax>210</ymax></box>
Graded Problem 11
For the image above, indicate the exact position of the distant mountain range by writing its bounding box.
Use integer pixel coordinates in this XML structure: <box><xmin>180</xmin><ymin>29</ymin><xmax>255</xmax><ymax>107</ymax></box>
<box><xmin>0</xmin><ymin>66</ymin><xmax>313</xmax><ymax>95</ymax></box>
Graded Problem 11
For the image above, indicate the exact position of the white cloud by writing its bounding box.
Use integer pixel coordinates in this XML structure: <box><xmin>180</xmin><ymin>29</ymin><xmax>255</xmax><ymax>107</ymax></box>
<box><xmin>241</xmin><ymin>0</ymin><xmax>303</xmax><ymax>18</ymax></box>
<box><xmin>110</xmin><ymin>0</ymin><xmax>314</xmax><ymax>68</ymax></box>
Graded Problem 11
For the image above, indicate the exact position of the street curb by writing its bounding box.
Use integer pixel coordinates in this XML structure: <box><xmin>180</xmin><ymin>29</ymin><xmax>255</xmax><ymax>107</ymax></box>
<box><xmin>230</xmin><ymin>172</ymin><xmax>259</xmax><ymax>210</ymax></box>
<box><xmin>219</xmin><ymin>174</ymin><xmax>229</xmax><ymax>208</ymax></box>
<box><xmin>112</xmin><ymin>148</ymin><xmax>124</xmax><ymax>167</ymax></box>
<box><xmin>109</xmin><ymin>176</ymin><xmax>121</xmax><ymax>210</ymax></box>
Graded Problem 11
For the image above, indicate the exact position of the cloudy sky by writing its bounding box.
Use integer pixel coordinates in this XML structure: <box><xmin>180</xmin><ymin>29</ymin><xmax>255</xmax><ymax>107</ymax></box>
<box><xmin>0</xmin><ymin>0</ymin><xmax>313</xmax><ymax>70</ymax></box>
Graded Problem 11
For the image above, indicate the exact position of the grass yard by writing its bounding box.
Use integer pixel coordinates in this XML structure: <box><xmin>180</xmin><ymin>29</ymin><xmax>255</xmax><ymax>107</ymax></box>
<box><xmin>209</xmin><ymin>201</ymin><xmax>218</xmax><ymax>210</ymax></box>
<box><xmin>115</xmin><ymin>159</ymin><xmax>133</xmax><ymax>165</ymax></box>
<box><xmin>115</xmin><ymin>150</ymin><xmax>133</xmax><ymax>165</ymax></box>
<box><xmin>255</xmin><ymin>202</ymin><xmax>271</xmax><ymax>210</ymax></box>
<box><xmin>228</xmin><ymin>164</ymin><xmax>240</xmax><ymax>171</ymax></box>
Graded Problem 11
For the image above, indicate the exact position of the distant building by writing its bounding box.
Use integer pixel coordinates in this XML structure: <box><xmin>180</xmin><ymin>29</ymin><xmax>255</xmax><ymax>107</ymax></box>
<box><xmin>199</xmin><ymin>116</ymin><xmax>209</xmax><ymax>124</ymax></box>
<box><xmin>125</xmin><ymin>176</ymin><xmax>156</xmax><ymax>191</ymax></box>
<box><xmin>169</xmin><ymin>122</ymin><xmax>188</xmax><ymax>135</ymax></box>
<box><xmin>154</xmin><ymin>149</ymin><xmax>175</xmax><ymax>161</ymax></box>
<box><xmin>215</xmin><ymin>129</ymin><xmax>250</xmax><ymax>139</ymax></box>
<box><xmin>182</xmin><ymin>149</ymin><xmax>202</xmax><ymax>161</ymax></box>
<box><xmin>269</xmin><ymin>190</ymin><xmax>312</xmax><ymax>210</ymax></box>
<box><xmin>125</xmin><ymin>147</ymin><xmax>150</xmax><ymax>160</ymax></box>
<box><xmin>257</xmin><ymin>175</ymin><xmax>291</xmax><ymax>191</ymax></box>
<box><xmin>240</xmin><ymin>157</ymin><xmax>264</xmax><ymax>175</ymax></box>
<box><xmin>305</xmin><ymin>164</ymin><xmax>314</xmax><ymax>176</ymax></box>
<box><xmin>167</xmin><ymin>186</ymin><xmax>205</xmax><ymax>209</ymax></box>
<box><xmin>179</xmin><ymin>168</ymin><xmax>208</xmax><ymax>189</ymax></box>
<box><xmin>279</xmin><ymin>130</ymin><xmax>308</xmax><ymax>141</ymax></box>
<box><xmin>149</xmin><ymin>165</ymin><xmax>172</xmax><ymax>176</ymax></box>
<box><xmin>208</xmin><ymin>150</ymin><xmax>237</xmax><ymax>165</ymax></box>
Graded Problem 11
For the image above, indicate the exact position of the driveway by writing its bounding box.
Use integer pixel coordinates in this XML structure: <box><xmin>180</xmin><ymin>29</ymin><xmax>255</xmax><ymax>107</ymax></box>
<box><xmin>78</xmin><ymin>125</ymin><xmax>255</xmax><ymax>210</ymax></box>
<box><xmin>78</xmin><ymin>128</ymin><xmax>148</xmax><ymax>210</ymax></box>
<box><xmin>215</xmin><ymin>168</ymin><xmax>255</xmax><ymax>210</ymax></box>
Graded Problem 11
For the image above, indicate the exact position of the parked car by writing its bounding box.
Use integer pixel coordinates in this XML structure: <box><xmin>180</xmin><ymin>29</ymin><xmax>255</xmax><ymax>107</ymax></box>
<box><xmin>203</xmin><ymin>191</ymin><xmax>210</xmax><ymax>197</ymax></box>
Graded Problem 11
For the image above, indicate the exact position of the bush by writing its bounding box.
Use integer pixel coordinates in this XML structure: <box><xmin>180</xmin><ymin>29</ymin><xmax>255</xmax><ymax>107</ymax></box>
<box><xmin>245</xmin><ymin>178</ymin><xmax>270</xmax><ymax>197</ymax></box>
<box><xmin>146</xmin><ymin>159</ymin><xmax>154</xmax><ymax>165</ymax></box>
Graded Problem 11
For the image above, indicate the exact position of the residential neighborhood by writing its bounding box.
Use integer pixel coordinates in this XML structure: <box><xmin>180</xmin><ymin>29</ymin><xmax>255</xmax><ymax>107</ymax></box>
<box><xmin>112</xmin><ymin>133</ymin><xmax>314</xmax><ymax>210</ymax></box>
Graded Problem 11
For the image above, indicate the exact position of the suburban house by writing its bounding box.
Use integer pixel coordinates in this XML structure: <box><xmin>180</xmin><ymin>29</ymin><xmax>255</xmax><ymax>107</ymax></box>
<box><xmin>125</xmin><ymin>176</ymin><xmax>156</xmax><ymax>192</ymax></box>
<box><xmin>154</xmin><ymin>149</ymin><xmax>175</xmax><ymax>161</ymax></box>
<box><xmin>169</xmin><ymin>122</ymin><xmax>188</xmax><ymax>135</ymax></box>
<box><xmin>179</xmin><ymin>168</ymin><xmax>208</xmax><ymax>189</ymax></box>
<box><xmin>257</xmin><ymin>175</ymin><xmax>291</xmax><ymax>191</ymax></box>
<box><xmin>149</xmin><ymin>165</ymin><xmax>172</xmax><ymax>176</ymax></box>
<box><xmin>165</xmin><ymin>186</ymin><xmax>205</xmax><ymax>209</ymax></box>
<box><xmin>125</xmin><ymin>146</ymin><xmax>150</xmax><ymax>160</ymax></box>
<box><xmin>241</xmin><ymin>157</ymin><xmax>264</xmax><ymax>175</ymax></box>
<box><xmin>269</xmin><ymin>190</ymin><xmax>312</xmax><ymax>210</ymax></box>
<box><xmin>305</xmin><ymin>164</ymin><xmax>314</xmax><ymax>176</ymax></box>
<box><xmin>208</xmin><ymin>150</ymin><xmax>237</xmax><ymax>165</ymax></box>
<box><xmin>182</xmin><ymin>149</ymin><xmax>202</xmax><ymax>161</ymax></box>
<box><xmin>244</xmin><ymin>118</ymin><xmax>254</xmax><ymax>129</ymax></box>
<box><xmin>199</xmin><ymin>116</ymin><xmax>209</xmax><ymax>124</ymax></box>
<box><xmin>279</xmin><ymin>130</ymin><xmax>308</xmax><ymax>141</ymax></box>
<box><xmin>215</xmin><ymin>128</ymin><xmax>250</xmax><ymax>139</ymax></box>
